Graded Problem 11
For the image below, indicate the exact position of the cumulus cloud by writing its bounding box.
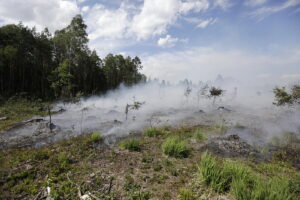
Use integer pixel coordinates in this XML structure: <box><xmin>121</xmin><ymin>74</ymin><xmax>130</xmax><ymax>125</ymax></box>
<box><xmin>157</xmin><ymin>35</ymin><xmax>179</xmax><ymax>48</ymax></box>
<box><xmin>131</xmin><ymin>0</ymin><xmax>180</xmax><ymax>39</ymax></box>
<box><xmin>249</xmin><ymin>0</ymin><xmax>300</xmax><ymax>20</ymax></box>
<box><xmin>0</xmin><ymin>0</ymin><xmax>80</xmax><ymax>32</ymax></box>
<box><xmin>197</xmin><ymin>18</ymin><xmax>217</xmax><ymax>28</ymax></box>
<box><xmin>84</xmin><ymin>0</ymin><xmax>221</xmax><ymax>52</ymax></box>
<box><xmin>86</xmin><ymin>4</ymin><xmax>129</xmax><ymax>40</ymax></box>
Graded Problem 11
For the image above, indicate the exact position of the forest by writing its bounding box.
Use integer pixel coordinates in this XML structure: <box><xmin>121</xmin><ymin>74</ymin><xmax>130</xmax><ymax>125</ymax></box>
<box><xmin>0</xmin><ymin>14</ymin><xmax>146</xmax><ymax>100</ymax></box>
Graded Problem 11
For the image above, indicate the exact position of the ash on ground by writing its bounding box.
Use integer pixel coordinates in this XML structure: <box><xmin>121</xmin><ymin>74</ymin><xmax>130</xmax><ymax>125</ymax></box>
<box><xmin>199</xmin><ymin>134</ymin><xmax>263</xmax><ymax>161</ymax></box>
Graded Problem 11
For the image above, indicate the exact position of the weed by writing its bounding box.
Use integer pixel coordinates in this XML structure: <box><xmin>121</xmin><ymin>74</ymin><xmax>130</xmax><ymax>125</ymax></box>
<box><xmin>152</xmin><ymin>162</ymin><xmax>162</xmax><ymax>171</ymax></box>
<box><xmin>162</xmin><ymin>136</ymin><xmax>190</xmax><ymax>158</ymax></box>
<box><xmin>120</xmin><ymin>139</ymin><xmax>142</xmax><ymax>152</ymax></box>
<box><xmin>90</xmin><ymin>131</ymin><xmax>103</xmax><ymax>142</ymax></box>
<box><xmin>144</xmin><ymin>127</ymin><xmax>164</xmax><ymax>137</ymax></box>
<box><xmin>193</xmin><ymin>129</ymin><xmax>206</xmax><ymax>142</ymax></box>
<box><xmin>178</xmin><ymin>188</ymin><xmax>196</xmax><ymax>200</ymax></box>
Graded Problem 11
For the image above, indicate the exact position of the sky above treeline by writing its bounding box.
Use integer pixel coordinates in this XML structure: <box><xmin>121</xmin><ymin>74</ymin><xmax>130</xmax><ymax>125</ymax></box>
<box><xmin>0</xmin><ymin>0</ymin><xmax>300</xmax><ymax>85</ymax></box>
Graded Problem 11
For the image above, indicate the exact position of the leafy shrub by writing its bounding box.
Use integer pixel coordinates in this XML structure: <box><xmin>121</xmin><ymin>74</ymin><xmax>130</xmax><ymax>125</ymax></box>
<box><xmin>120</xmin><ymin>139</ymin><xmax>141</xmax><ymax>151</ymax></box>
<box><xmin>162</xmin><ymin>136</ymin><xmax>190</xmax><ymax>158</ymax></box>
<box><xmin>90</xmin><ymin>131</ymin><xmax>103</xmax><ymax>142</ymax></box>
<box><xmin>193</xmin><ymin>129</ymin><xmax>206</xmax><ymax>142</ymax></box>
<box><xmin>178</xmin><ymin>188</ymin><xmax>196</xmax><ymax>200</ymax></box>
<box><xmin>144</xmin><ymin>127</ymin><xmax>164</xmax><ymax>137</ymax></box>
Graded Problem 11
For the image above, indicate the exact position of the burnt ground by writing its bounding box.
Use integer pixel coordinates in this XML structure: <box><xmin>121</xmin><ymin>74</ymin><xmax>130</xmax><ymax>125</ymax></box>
<box><xmin>0</xmin><ymin>125</ymin><xmax>299</xmax><ymax>200</ymax></box>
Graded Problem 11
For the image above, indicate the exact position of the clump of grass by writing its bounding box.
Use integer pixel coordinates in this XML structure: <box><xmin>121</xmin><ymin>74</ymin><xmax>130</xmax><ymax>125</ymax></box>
<box><xmin>193</xmin><ymin>129</ymin><xmax>206</xmax><ymax>142</ymax></box>
<box><xmin>178</xmin><ymin>188</ymin><xmax>196</xmax><ymax>200</ymax></box>
<box><xmin>90</xmin><ymin>131</ymin><xmax>103</xmax><ymax>142</ymax></box>
<box><xmin>120</xmin><ymin>139</ymin><xmax>142</xmax><ymax>152</ymax></box>
<box><xmin>199</xmin><ymin>152</ymin><xmax>297</xmax><ymax>200</ymax></box>
<box><xmin>162</xmin><ymin>136</ymin><xmax>190</xmax><ymax>158</ymax></box>
<box><xmin>144</xmin><ymin>127</ymin><xmax>164</xmax><ymax>137</ymax></box>
<box><xmin>198</xmin><ymin>151</ymin><xmax>225</xmax><ymax>192</ymax></box>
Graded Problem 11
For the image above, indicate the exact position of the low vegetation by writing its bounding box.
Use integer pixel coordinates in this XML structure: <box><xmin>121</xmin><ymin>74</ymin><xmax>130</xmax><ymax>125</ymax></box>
<box><xmin>89</xmin><ymin>131</ymin><xmax>103</xmax><ymax>143</ymax></box>
<box><xmin>120</xmin><ymin>138</ymin><xmax>142</xmax><ymax>152</ymax></box>
<box><xmin>162</xmin><ymin>136</ymin><xmax>190</xmax><ymax>158</ymax></box>
<box><xmin>199</xmin><ymin>151</ymin><xmax>298</xmax><ymax>200</ymax></box>
<box><xmin>0</xmin><ymin>125</ymin><xmax>299</xmax><ymax>200</ymax></box>
<box><xmin>144</xmin><ymin>127</ymin><xmax>165</xmax><ymax>137</ymax></box>
<box><xmin>0</xmin><ymin>97</ymin><xmax>51</xmax><ymax>131</ymax></box>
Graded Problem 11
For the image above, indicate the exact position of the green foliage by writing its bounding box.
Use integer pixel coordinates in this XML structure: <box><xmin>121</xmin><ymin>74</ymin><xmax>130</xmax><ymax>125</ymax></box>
<box><xmin>0</xmin><ymin>15</ymin><xmax>146</xmax><ymax>100</ymax></box>
<box><xmin>162</xmin><ymin>136</ymin><xmax>190</xmax><ymax>158</ymax></box>
<box><xmin>193</xmin><ymin>129</ymin><xmax>206</xmax><ymax>142</ymax></box>
<box><xmin>209</xmin><ymin>87</ymin><xmax>224</xmax><ymax>104</ymax></box>
<box><xmin>144</xmin><ymin>127</ymin><xmax>164</xmax><ymax>137</ymax></box>
<box><xmin>199</xmin><ymin>152</ymin><xmax>297</xmax><ymax>200</ymax></box>
<box><xmin>90</xmin><ymin>132</ymin><xmax>103</xmax><ymax>143</ymax></box>
<box><xmin>120</xmin><ymin>139</ymin><xmax>142</xmax><ymax>152</ymax></box>
<box><xmin>178</xmin><ymin>188</ymin><xmax>196</xmax><ymax>200</ymax></box>
<box><xmin>273</xmin><ymin>85</ymin><xmax>300</xmax><ymax>106</ymax></box>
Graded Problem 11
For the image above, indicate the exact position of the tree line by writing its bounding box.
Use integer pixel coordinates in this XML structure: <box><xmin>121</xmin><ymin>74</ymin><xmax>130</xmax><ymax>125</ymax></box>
<box><xmin>0</xmin><ymin>15</ymin><xmax>146</xmax><ymax>100</ymax></box>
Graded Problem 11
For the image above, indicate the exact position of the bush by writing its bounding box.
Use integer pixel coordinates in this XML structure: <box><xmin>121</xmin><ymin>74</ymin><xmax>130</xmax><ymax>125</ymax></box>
<box><xmin>120</xmin><ymin>139</ymin><xmax>141</xmax><ymax>152</ymax></box>
<box><xmin>144</xmin><ymin>127</ymin><xmax>164</xmax><ymax>137</ymax></box>
<box><xmin>178</xmin><ymin>188</ymin><xmax>196</xmax><ymax>200</ymax></box>
<box><xmin>193</xmin><ymin>129</ymin><xmax>206</xmax><ymax>142</ymax></box>
<box><xmin>90</xmin><ymin>132</ymin><xmax>103</xmax><ymax>142</ymax></box>
<box><xmin>162</xmin><ymin>136</ymin><xmax>190</xmax><ymax>158</ymax></box>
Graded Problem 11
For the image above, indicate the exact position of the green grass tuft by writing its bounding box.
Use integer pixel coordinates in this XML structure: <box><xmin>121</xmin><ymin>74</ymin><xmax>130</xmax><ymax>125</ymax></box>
<box><xmin>178</xmin><ymin>188</ymin><xmax>196</xmax><ymax>200</ymax></box>
<box><xmin>144</xmin><ymin>127</ymin><xmax>164</xmax><ymax>137</ymax></box>
<box><xmin>193</xmin><ymin>129</ymin><xmax>206</xmax><ymax>142</ymax></box>
<box><xmin>120</xmin><ymin>139</ymin><xmax>142</xmax><ymax>152</ymax></box>
<box><xmin>90</xmin><ymin>131</ymin><xmax>103</xmax><ymax>142</ymax></box>
<box><xmin>162</xmin><ymin>136</ymin><xmax>190</xmax><ymax>158</ymax></box>
<box><xmin>199</xmin><ymin>152</ymin><xmax>297</xmax><ymax>199</ymax></box>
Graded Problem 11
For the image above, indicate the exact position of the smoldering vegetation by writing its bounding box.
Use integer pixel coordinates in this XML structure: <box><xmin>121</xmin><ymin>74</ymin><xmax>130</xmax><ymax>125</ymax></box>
<box><xmin>0</xmin><ymin>79</ymin><xmax>299</xmax><ymax>154</ymax></box>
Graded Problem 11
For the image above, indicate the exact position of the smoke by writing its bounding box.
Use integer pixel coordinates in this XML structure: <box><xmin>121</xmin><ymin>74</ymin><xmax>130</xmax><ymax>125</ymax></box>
<box><xmin>1</xmin><ymin>76</ymin><xmax>299</xmax><ymax>148</ymax></box>
<box><xmin>46</xmin><ymin>78</ymin><xmax>299</xmax><ymax>145</ymax></box>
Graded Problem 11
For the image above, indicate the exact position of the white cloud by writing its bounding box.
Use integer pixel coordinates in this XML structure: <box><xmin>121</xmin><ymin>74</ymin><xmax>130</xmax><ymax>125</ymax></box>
<box><xmin>157</xmin><ymin>35</ymin><xmax>179</xmax><ymax>48</ymax></box>
<box><xmin>197</xmin><ymin>18</ymin><xmax>217</xmax><ymax>28</ymax></box>
<box><xmin>84</xmin><ymin>0</ymin><xmax>215</xmax><ymax>53</ymax></box>
<box><xmin>249</xmin><ymin>0</ymin><xmax>300</xmax><ymax>20</ymax></box>
<box><xmin>179</xmin><ymin>0</ymin><xmax>209</xmax><ymax>14</ymax></box>
<box><xmin>245</xmin><ymin>0</ymin><xmax>268</xmax><ymax>7</ymax></box>
<box><xmin>131</xmin><ymin>0</ymin><xmax>180</xmax><ymax>39</ymax></box>
<box><xmin>142</xmin><ymin>47</ymin><xmax>300</xmax><ymax>84</ymax></box>
<box><xmin>81</xmin><ymin>6</ymin><xmax>89</xmax><ymax>12</ymax></box>
<box><xmin>213</xmin><ymin>0</ymin><xmax>231</xmax><ymax>10</ymax></box>
<box><xmin>131</xmin><ymin>0</ymin><xmax>212</xmax><ymax>39</ymax></box>
<box><xmin>0</xmin><ymin>0</ymin><xmax>80</xmax><ymax>32</ymax></box>
<box><xmin>86</xmin><ymin>4</ymin><xmax>129</xmax><ymax>40</ymax></box>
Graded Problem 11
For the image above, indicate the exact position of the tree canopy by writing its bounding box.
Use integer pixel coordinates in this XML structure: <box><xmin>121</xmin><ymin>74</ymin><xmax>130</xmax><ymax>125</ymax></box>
<box><xmin>0</xmin><ymin>15</ymin><xmax>146</xmax><ymax>100</ymax></box>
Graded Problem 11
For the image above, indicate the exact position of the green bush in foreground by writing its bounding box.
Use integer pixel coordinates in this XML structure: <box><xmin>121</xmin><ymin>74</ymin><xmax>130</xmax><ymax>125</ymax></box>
<box><xmin>162</xmin><ymin>136</ymin><xmax>190</xmax><ymax>158</ymax></box>
<box><xmin>90</xmin><ymin>132</ymin><xmax>103</xmax><ymax>142</ymax></box>
<box><xmin>198</xmin><ymin>152</ymin><xmax>296</xmax><ymax>200</ymax></box>
<box><xmin>144</xmin><ymin>127</ymin><xmax>164</xmax><ymax>137</ymax></box>
<box><xmin>120</xmin><ymin>139</ymin><xmax>141</xmax><ymax>152</ymax></box>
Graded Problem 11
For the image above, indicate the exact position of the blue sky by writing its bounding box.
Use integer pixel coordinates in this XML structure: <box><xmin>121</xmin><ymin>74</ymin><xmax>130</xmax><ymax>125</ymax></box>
<box><xmin>0</xmin><ymin>0</ymin><xmax>300</xmax><ymax>84</ymax></box>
